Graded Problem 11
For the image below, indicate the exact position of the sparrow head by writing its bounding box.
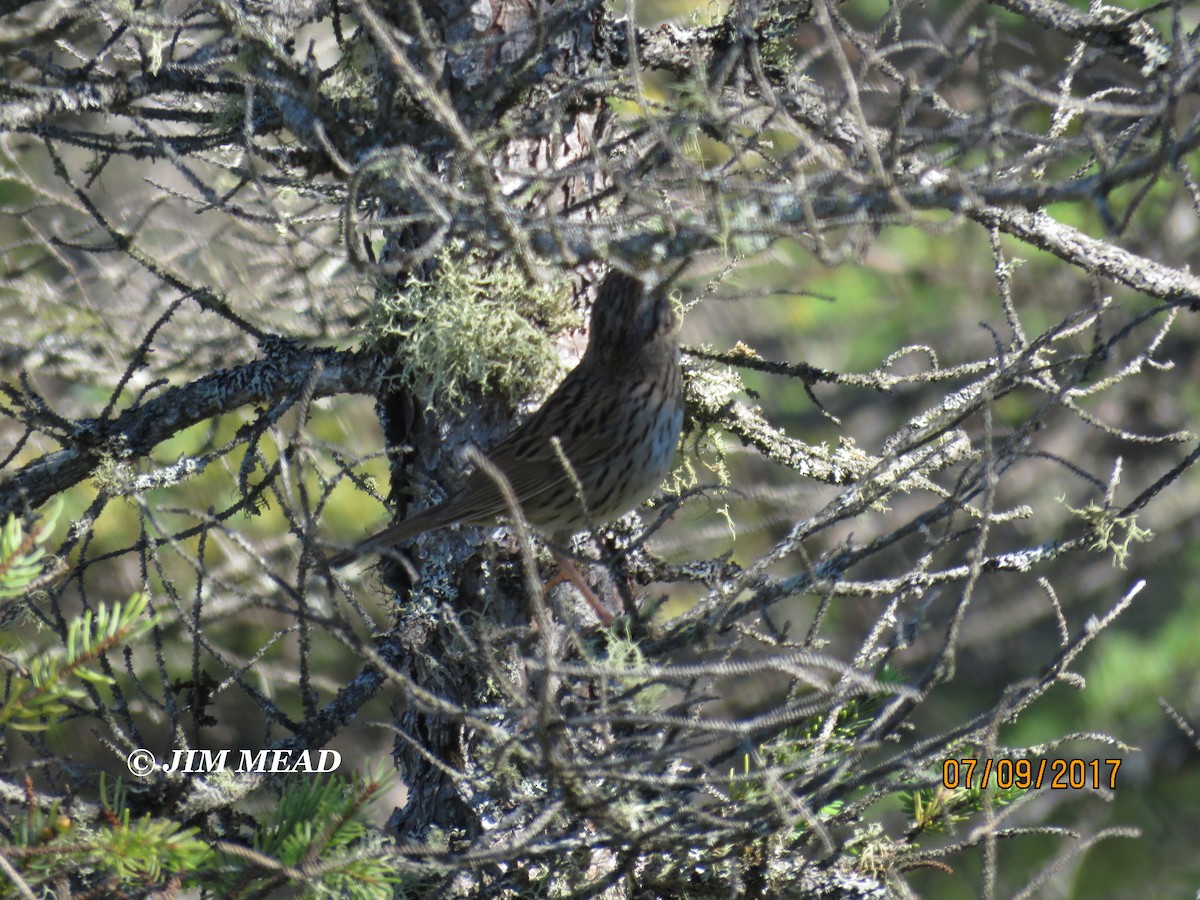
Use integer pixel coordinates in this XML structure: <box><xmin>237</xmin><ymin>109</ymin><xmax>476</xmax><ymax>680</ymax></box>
<box><xmin>587</xmin><ymin>270</ymin><xmax>677</xmax><ymax>367</ymax></box>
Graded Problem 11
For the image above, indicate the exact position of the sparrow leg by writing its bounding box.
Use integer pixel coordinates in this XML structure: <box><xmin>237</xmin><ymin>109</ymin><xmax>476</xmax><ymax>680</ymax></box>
<box><xmin>543</xmin><ymin>551</ymin><xmax>613</xmax><ymax>625</ymax></box>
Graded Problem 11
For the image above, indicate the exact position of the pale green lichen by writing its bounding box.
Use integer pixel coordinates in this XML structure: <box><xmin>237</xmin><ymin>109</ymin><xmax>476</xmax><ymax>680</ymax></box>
<box><xmin>91</xmin><ymin>454</ymin><xmax>132</xmax><ymax>497</ymax></box>
<box><xmin>674</xmin><ymin>349</ymin><xmax>739</xmax><ymax>492</ymax></box>
<box><xmin>367</xmin><ymin>247</ymin><xmax>578</xmax><ymax>416</ymax></box>
<box><xmin>1058</xmin><ymin>495</ymin><xmax>1153</xmax><ymax>569</ymax></box>
<box><xmin>320</xmin><ymin>39</ymin><xmax>381</xmax><ymax>111</ymax></box>
<box><xmin>605</xmin><ymin>629</ymin><xmax>669</xmax><ymax>713</ymax></box>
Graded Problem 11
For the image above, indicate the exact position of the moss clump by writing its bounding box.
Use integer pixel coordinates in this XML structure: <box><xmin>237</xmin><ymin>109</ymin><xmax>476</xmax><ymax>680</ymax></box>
<box><xmin>368</xmin><ymin>247</ymin><xmax>578</xmax><ymax>415</ymax></box>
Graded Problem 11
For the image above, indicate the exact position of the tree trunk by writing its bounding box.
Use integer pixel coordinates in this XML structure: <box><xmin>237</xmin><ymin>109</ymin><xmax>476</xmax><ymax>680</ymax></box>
<box><xmin>368</xmin><ymin>1</ymin><xmax>614</xmax><ymax>843</ymax></box>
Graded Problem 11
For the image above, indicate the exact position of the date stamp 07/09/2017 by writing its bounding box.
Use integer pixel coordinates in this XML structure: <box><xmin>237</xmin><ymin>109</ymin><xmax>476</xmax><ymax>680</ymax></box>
<box><xmin>941</xmin><ymin>757</ymin><xmax>1122</xmax><ymax>791</ymax></box>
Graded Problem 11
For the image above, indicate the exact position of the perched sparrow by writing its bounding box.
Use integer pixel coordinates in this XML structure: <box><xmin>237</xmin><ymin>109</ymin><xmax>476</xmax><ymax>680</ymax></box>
<box><xmin>331</xmin><ymin>270</ymin><xmax>683</xmax><ymax>617</ymax></box>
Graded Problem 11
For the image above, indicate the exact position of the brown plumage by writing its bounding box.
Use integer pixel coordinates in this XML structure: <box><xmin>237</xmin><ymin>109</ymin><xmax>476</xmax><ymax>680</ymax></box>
<box><xmin>330</xmin><ymin>270</ymin><xmax>683</xmax><ymax>569</ymax></box>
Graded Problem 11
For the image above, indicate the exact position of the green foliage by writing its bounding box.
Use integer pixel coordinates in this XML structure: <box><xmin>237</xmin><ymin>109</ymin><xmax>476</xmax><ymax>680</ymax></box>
<box><xmin>727</xmin><ymin>671</ymin><xmax>901</xmax><ymax>837</ymax></box>
<box><xmin>368</xmin><ymin>244</ymin><xmax>578</xmax><ymax>415</ymax></box>
<box><xmin>899</xmin><ymin>753</ymin><xmax>1027</xmax><ymax>835</ymax></box>
<box><xmin>1</xmin><ymin>770</ymin><xmax>401</xmax><ymax>898</ymax></box>
<box><xmin>100</xmin><ymin>812</ymin><xmax>211</xmax><ymax>882</ymax></box>
<box><xmin>0</xmin><ymin>592</ymin><xmax>156</xmax><ymax>733</ymax></box>
<box><xmin>0</xmin><ymin>499</ymin><xmax>60</xmax><ymax>600</ymax></box>
<box><xmin>212</xmin><ymin>768</ymin><xmax>402</xmax><ymax>899</ymax></box>
<box><xmin>0</xmin><ymin>504</ymin><xmax>400</xmax><ymax>897</ymax></box>
<box><xmin>0</xmin><ymin>776</ymin><xmax>212</xmax><ymax>896</ymax></box>
<box><xmin>97</xmin><ymin>778</ymin><xmax>214</xmax><ymax>883</ymax></box>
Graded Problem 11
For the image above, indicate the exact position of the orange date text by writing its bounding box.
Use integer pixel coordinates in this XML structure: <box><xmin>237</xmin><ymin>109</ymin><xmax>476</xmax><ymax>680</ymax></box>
<box><xmin>941</xmin><ymin>757</ymin><xmax>1121</xmax><ymax>791</ymax></box>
